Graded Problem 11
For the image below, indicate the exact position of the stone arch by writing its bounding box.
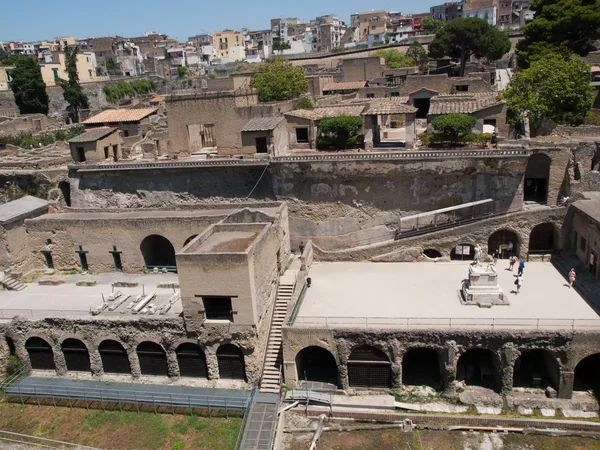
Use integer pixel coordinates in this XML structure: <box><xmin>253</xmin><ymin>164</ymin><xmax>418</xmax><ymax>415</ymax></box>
<box><xmin>183</xmin><ymin>235</ymin><xmax>198</xmax><ymax>248</ymax></box>
<box><xmin>423</xmin><ymin>249</ymin><xmax>442</xmax><ymax>259</ymax></box>
<box><xmin>295</xmin><ymin>346</ymin><xmax>338</xmax><ymax>387</ymax></box>
<box><xmin>524</xmin><ymin>153</ymin><xmax>551</xmax><ymax>203</ymax></box>
<box><xmin>347</xmin><ymin>345</ymin><xmax>391</xmax><ymax>388</ymax></box>
<box><xmin>25</xmin><ymin>337</ymin><xmax>55</xmax><ymax>371</ymax></box>
<box><xmin>217</xmin><ymin>344</ymin><xmax>246</xmax><ymax>381</ymax></box>
<box><xmin>99</xmin><ymin>340</ymin><xmax>131</xmax><ymax>374</ymax></box>
<box><xmin>528</xmin><ymin>222</ymin><xmax>558</xmax><ymax>253</ymax></box>
<box><xmin>513</xmin><ymin>349</ymin><xmax>560</xmax><ymax>390</ymax></box>
<box><xmin>450</xmin><ymin>243</ymin><xmax>475</xmax><ymax>261</ymax></box>
<box><xmin>402</xmin><ymin>348</ymin><xmax>442</xmax><ymax>389</ymax></box>
<box><xmin>574</xmin><ymin>353</ymin><xmax>600</xmax><ymax>395</ymax></box>
<box><xmin>137</xmin><ymin>341</ymin><xmax>168</xmax><ymax>376</ymax></box>
<box><xmin>488</xmin><ymin>229</ymin><xmax>520</xmax><ymax>259</ymax></box>
<box><xmin>58</xmin><ymin>181</ymin><xmax>71</xmax><ymax>207</ymax></box>
<box><xmin>61</xmin><ymin>338</ymin><xmax>91</xmax><ymax>373</ymax></box>
<box><xmin>140</xmin><ymin>235</ymin><xmax>176</xmax><ymax>269</ymax></box>
<box><xmin>457</xmin><ymin>348</ymin><xmax>500</xmax><ymax>391</ymax></box>
<box><xmin>176</xmin><ymin>343</ymin><xmax>208</xmax><ymax>378</ymax></box>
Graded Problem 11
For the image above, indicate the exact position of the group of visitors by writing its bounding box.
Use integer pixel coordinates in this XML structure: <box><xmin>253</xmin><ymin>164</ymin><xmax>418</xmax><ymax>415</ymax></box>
<box><xmin>508</xmin><ymin>255</ymin><xmax>525</xmax><ymax>294</ymax></box>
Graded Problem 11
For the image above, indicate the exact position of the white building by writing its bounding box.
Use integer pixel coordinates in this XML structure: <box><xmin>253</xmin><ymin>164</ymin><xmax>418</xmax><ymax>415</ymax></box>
<box><xmin>463</xmin><ymin>6</ymin><xmax>498</xmax><ymax>25</ymax></box>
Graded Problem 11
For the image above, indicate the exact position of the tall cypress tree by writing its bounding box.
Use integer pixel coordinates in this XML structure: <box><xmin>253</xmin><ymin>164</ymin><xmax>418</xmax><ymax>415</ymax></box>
<box><xmin>9</xmin><ymin>56</ymin><xmax>49</xmax><ymax>115</ymax></box>
<box><xmin>58</xmin><ymin>46</ymin><xmax>89</xmax><ymax>123</ymax></box>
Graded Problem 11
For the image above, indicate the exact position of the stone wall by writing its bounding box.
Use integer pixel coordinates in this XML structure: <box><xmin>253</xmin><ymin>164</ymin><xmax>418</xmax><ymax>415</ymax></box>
<box><xmin>282</xmin><ymin>325</ymin><xmax>599</xmax><ymax>398</ymax></box>
<box><xmin>46</xmin><ymin>84</ymin><xmax>112</xmax><ymax>120</ymax></box>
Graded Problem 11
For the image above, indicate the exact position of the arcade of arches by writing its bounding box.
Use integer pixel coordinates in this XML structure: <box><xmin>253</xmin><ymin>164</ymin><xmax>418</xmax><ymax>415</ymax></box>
<box><xmin>140</xmin><ymin>235</ymin><xmax>177</xmax><ymax>269</ymax></box>
<box><xmin>289</xmin><ymin>345</ymin><xmax>600</xmax><ymax>398</ymax></box>
<box><xmin>21</xmin><ymin>336</ymin><xmax>246</xmax><ymax>381</ymax></box>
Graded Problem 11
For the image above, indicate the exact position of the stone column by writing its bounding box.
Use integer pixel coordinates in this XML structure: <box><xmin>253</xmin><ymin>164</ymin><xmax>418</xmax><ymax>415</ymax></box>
<box><xmin>501</xmin><ymin>344</ymin><xmax>519</xmax><ymax>396</ymax></box>
<box><xmin>441</xmin><ymin>344</ymin><xmax>457</xmax><ymax>396</ymax></box>
<box><xmin>166</xmin><ymin>349</ymin><xmax>180</xmax><ymax>379</ymax></box>
<box><xmin>51</xmin><ymin>342</ymin><xmax>67</xmax><ymax>376</ymax></box>
<box><xmin>559</xmin><ymin>370</ymin><xmax>574</xmax><ymax>399</ymax></box>
<box><xmin>283</xmin><ymin>361</ymin><xmax>297</xmax><ymax>387</ymax></box>
<box><xmin>205</xmin><ymin>347</ymin><xmax>219</xmax><ymax>380</ymax></box>
<box><xmin>128</xmin><ymin>349</ymin><xmax>141</xmax><ymax>379</ymax></box>
<box><xmin>338</xmin><ymin>363</ymin><xmax>349</xmax><ymax>390</ymax></box>
<box><xmin>390</xmin><ymin>357</ymin><xmax>402</xmax><ymax>393</ymax></box>
<box><xmin>89</xmin><ymin>349</ymin><xmax>103</xmax><ymax>377</ymax></box>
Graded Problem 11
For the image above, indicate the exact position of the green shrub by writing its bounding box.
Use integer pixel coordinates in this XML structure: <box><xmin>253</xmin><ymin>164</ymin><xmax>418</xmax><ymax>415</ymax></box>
<box><xmin>295</xmin><ymin>97</ymin><xmax>314</xmax><ymax>110</ymax></box>
<box><xmin>431</xmin><ymin>114</ymin><xmax>476</xmax><ymax>143</ymax></box>
<box><xmin>176</xmin><ymin>66</ymin><xmax>188</xmax><ymax>77</ymax></box>
<box><xmin>463</xmin><ymin>132</ymin><xmax>492</xmax><ymax>146</ymax></box>
<box><xmin>373</xmin><ymin>49</ymin><xmax>415</xmax><ymax>68</ymax></box>
<box><xmin>4</xmin><ymin>354</ymin><xmax>23</xmax><ymax>377</ymax></box>
<box><xmin>103</xmin><ymin>79</ymin><xmax>156</xmax><ymax>103</ymax></box>
<box><xmin>584</xmin><ymin>111</ymin><xmax>600</xmax><ymax>126</ymax></box>
<box><xmin>354</xmin><ymin>44</ymin><xmax>369</xmax><ymax>50</ymax></box>
<box><xmin>371</xmin><ymin>40</ymin><xmax>385</xmax><ymax>47</ymax></box>
<box><xmin>331</xmin><ymin>46</ymin><xmax>345</xmax><ymax>53</ymax></box>
<box><xmin>208</xmin><ymin>73</ymin><xmax>216</xmax><ymax>79</ymax></box>
<box><xmin>4</xmin><ymin>125</ymin><xmax>85</xmax><ymax>149</ymax></box>
<box><xmin>317</xmin><ymin>116</ymin><xmax>364</xmax><ymax>150</ymax></box>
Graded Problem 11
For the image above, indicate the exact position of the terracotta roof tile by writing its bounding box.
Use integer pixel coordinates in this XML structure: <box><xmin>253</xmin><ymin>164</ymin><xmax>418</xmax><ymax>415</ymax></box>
<box><xmin>285</xmin><ymin>105</ymin><xmax>365</xmax><ymax>120</ymax></box>
<box><xmin>428</xmin><ymin>93</ymin><xmax>503</xmax><ymax>115</ymax></box>
<box><xmin>83</xmin><ymin>107</ymin><xmax>158</xmax><ymax>124</ymax></box>
<box><xmin>323</xmin><ymin>81</ymin><xmax>367</xmax><ymax>91</ymax></box>
<box><xmin>242</xmin><ymin>116</ymin><xmax>284</xmax><ymax>132</ymax></box>
<box><xmin>68</xmin><ymin>127</ymin><xmax>119</xmax><ymax>143</ymax></box>
<box><xmin>362</xmin><ymin>98</ymin><xmax>417</xmax><ymax>115</ymax></box>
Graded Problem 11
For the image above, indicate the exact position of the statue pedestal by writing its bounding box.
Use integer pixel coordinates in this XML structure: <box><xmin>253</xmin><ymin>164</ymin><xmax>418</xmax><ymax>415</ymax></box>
<box><xmin>460</xmin><ymin>264</ymin><xmax>508</xmax><ymax>308</ymax></box>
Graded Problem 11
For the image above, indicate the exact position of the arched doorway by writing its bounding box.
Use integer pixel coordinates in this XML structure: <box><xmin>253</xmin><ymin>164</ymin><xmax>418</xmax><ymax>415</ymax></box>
<box><xmin>524</xmin><ymin>154</ymin><xmax>551</xmax><ymax>203</ymax></box>
<box><xmin>450</xmin><ymin>243</ymin><xmax>475</xmax><ymax>261</ymax></box>
<box><xmin>488</xmin><ymin>230</ymin><xmax>519</xmax><ymax>259</ymax></box>
<box><xmin>295</xmin><ymin>346</ymin><xmax>338</xmax><ymax>386</ymax></box>
<box><xmin>423</xmin><ymin>249</ymin><xmax>442</xmax><ymax>259</ymax></box>
<box><xmin>513</xmin><ymin>349</ymin><xmax>560</xmax><ymax>389</ymax></box>
<box><xmin>99</xmin><ymin>340</ymin><xmax>131</xmax><ymax>374</ymax></box>
<box><xmin>140</xmin><ymin>235</ymin><xmax>176</xmax><ymax>269</ymax></box>
<box><xmin>457</xmin><ymin>349</ymin><xmax>498</xmax><ymax>390</ymax></box>
<box><xmin>217</xmin><ymin>344</ymin><xmax>246</xmax><ymax>381</ymax></box>
<box><xmin>176</xmin><ymin>343</ymin><xmax>208</xmax><ymax>378</ymax></box>
<box><xmin>62</xmin><ymin>339</ymin><xmax>91</xmax><ymax>372</ymax></box>
<box><xmin>183</xmin><ymin>235</ymin><xmax>198</xmax><ymax>248</ymax></box>
<box><xmin>574</xmin><ymin>353</ymin><xmax>600</xmax><ymax>395</ymax></box>
<box><xmin>347</xmin><ymin>345</ymin><xmax>391</xmax><ymax>388</ymax></box>
<box><xmin>402</xmin><ymin>348</ymin><xmax>442</xmax><ymax>389</ymax></box>
<box><xmin>58</xmin><ymin>181</ymin><xmax>71</xmax><ymax>207</ymax></box>
<box><xmin>137</xmin><ymin>342</ymin><xmax>168</xmax><ymax>376</ymax></box>
<box><xmin>25</xmin><ymin>337</ymin><xmax>55</xmax><ymax>371</ymax></box>
<box><xmin>529</xmin><ymin>223</ymin><xmax>557</xmax><ymax>253</ymax></box>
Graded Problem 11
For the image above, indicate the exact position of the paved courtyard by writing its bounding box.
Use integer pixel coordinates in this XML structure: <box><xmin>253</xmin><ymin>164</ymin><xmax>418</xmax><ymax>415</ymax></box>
<box><xmin>294</xmin><ymin>261</ymin><xmax>600</xmax><ymax>329</ymax></box>
<box><xmin>0</xmin><ymin>273</ymin><xmax>182</xmax><ymax>320</ymax></box>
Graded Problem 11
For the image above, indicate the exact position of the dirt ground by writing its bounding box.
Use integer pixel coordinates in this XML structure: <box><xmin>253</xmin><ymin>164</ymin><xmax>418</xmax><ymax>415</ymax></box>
<box><xmin>0</xmin><ymin>401</ymin><xmax>241</xmax><ymax>450</ymax></box>
<box><xmin>284</xmin><ymin>428</ymin><xmax>600</xmax><ymax>450</ymax></box>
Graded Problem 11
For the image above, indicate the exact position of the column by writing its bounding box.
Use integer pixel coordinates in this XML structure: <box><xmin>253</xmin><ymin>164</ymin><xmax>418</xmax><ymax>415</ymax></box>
<box><xmin>53</xmin><ymin>343</ymin><xmax>67</xmax><ymax>376</ymax></box>
<box><xmin>205</xmin><ymin>346</ymin><xmax>220</xmax><ymax>380</ymax></box>
<box><xmin>166</xmin><ymin>348</ymin><xmax>180</xmax><ymax>379</ymax></box>
<box><xmin>558</xmin><ymin>370</ymin><xmax>574</xmax><ymax>399</ymax></box>
<box><xmin>128</xmin><ymin>349</ymin><xmax>141</xmax><ymax>379</ymax></box>
<box><xmin>89</xmin><ymin>349</ymin><xmax>103</xmax><ymax>377</ymax></box>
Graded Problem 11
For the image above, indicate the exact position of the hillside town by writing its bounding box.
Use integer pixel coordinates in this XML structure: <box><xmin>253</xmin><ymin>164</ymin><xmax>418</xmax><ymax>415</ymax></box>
<box><xmin>1</xmin><ymin>0</ymin><xmax>600</xmax><ymax>449</ymax></box>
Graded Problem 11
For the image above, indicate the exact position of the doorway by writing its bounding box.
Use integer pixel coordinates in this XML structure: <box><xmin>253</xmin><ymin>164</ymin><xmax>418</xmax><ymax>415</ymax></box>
<box><xmin>590</xmin><ymin>251</ymin><xmax>598</xmax><ymax>277</ymax></box>
<box><xmin>414</xmin><ymin>98</ymin><xmax>431</xmax><ymax>119</ymax></box>
<box><xmin>255</xmin><ymin>137</ymin><xmax>268</xmax><ymax>154</ymax></box>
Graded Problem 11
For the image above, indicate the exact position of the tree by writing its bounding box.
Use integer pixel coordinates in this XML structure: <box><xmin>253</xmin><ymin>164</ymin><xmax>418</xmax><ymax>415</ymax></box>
<box><xmin>249</xmin><ymin>59</ymin><xmax>307</xmax><ymax>102</ymax></box>
<box><xmin>373</xmin><ymin>49</ymin><xmax>415</xmax><ymax>68</ymax></box>
<box><xmin>0</xmin><ymin>48</ymin><xmax>9</xmax><ymax>63</ymax></box>
<box><xmin>177</xmin><ymin>66</ymin><xmax>188</xmax><ymax>77</ymax></box>
<box><xmin>428</xmin><ymin>17</ymin><xmax>511</xmax><ymax>77</ymax></box>
<box><xmin>9</xmin><ymin>55</ymin><xmax>49</xmax><ymax>115</ymax></box>
<box><xmin>431</xmin><ymin>114</ymin><xmax>476</xmax><ymax>143</ymax></box>
<box><xmin>317</xmin><ymin>116</ymin><xmax>364</xmax><ymax>150</ymax></box>
<box><xmin>516</xmin><ymin>0</ymin><xmax>600</xmax><ymax>68</ymax></box>
<box><xmin>272</xmin><ymin>39</ymin><xmax>292</xmax><ymax>54</ymax></box>
<box><xmin>295</xmin><ymin>97</ymin><xmax>314</xmax><ymax>110</ymax></box>
<box><xmin>57</xmin><ymin>46</ymin><xmax>89</xmax><ymax>123</ymax></box>
<box><xmin>422</xmin><ymin>17</ymin><xmax>445</xmax><ymax>35</ymax></box>
<box><xmin>406</xmin><ymin>42</ymin><xmax>429</xmax><ymax>72</ymax></box>
<box><xmin>500</xmin><ymin>55</ymin><xmax>593</xmax><ymax>128</ymax></box>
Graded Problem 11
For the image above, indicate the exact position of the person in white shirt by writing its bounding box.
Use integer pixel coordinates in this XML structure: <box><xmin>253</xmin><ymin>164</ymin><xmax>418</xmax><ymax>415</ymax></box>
<box><xmin>515</xmin><ymin>275</ymin><xmax>523</xmax><ymax>294</ymax></box>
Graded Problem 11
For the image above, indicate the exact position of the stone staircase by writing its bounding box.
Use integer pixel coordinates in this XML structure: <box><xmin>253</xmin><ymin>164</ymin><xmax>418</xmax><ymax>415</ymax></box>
<box><xmin>0</xmin><ymin>273</ymin><xmax>25</xmax><ymax>291</ymax></box>
<box><xmin>260</xmin><ymin>276</ymin><xmax>296</xmax><ymax>394</ymax></box>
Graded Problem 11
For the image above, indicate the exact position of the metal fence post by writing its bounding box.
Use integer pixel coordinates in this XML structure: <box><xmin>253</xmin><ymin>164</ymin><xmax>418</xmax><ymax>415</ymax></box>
<box><xmin>225</xmin><ymin>397</ymin><xmax>228</xmax><ymax>419</ymax></box>
<box><xmin>171</xmin><ymin>394</ymin><xmax>174</xmax><ymax>415</ymax></box>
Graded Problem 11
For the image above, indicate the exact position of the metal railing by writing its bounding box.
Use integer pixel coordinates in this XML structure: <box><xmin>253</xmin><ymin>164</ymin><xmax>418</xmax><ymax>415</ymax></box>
<box><xmin>290</xmin><ymin>316</ymin><xmax>600</xmax><ymax>330</ymax></box>
<box><xmin>5</xmin><ymin>383</ymin><xmax>250</xmax><ymax>417</ymax></box>
<box><xmin>234</xmin><ymin>388</ymin><xmax>257</xmax><ymax>450</ymax></box>
<box><xmin>0</xmin><ymin>366</ymin><xmax>29</xmax><ymax>392</ymax></box>
<box><xmin>0</xmin><ymin>430</ymin><xmax>99</xmax><ymax>449</ymax></box>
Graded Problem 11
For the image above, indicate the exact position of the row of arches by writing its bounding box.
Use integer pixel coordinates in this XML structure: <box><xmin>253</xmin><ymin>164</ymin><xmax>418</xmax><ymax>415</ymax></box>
<box><xmin>295</xmin><ymin>346</ymin><xmax>600</xmax><ymax>394</ymax></box>
<box><xmin>24</xmin><ymin>337</ymin><xmax>246</xmax><ymax>381</ymax></box>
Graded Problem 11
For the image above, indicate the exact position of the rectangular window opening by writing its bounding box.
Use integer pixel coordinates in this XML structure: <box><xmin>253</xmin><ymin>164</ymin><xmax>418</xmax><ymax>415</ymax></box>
<box><xmin>455</xmin><ymin>85</ymin><xmax>469</xmax><ymax>92</ymax></box>
<box><xmin>202</xmin><ymin>296</ymin><xmax>234</xmax><ymax>321</ymax></box>
<box><xmin>295</xmin><ymin>128</ymin><xmax>309</xmax><ymax>143</ymax></box>
<box><xmin>580</xmin><ymin>236</ymin><xmax>587</xmax><ymax>252</ymax></box>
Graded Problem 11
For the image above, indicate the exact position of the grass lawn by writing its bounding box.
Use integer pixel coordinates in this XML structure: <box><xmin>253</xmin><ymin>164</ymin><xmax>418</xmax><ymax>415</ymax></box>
<box><xmin>0</xmin><ymin>401</ymin><xmax>242</xmax><ymax>450</ymax></box>
<box><xmin>285</xmin><ymin>429</ymin><xmax>600</xmax><ymax>450</ymax></box>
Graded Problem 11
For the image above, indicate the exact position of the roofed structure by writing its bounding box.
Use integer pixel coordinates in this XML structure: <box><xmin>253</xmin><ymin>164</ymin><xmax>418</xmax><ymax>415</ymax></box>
<box><xmin>242</xmin><ymin>116</ymin><xmax>285</xmax><ymax>132</ymax></box>
<box><xmin>0</xmin><ymin>196</ymin><xmax>49</xmax><ymax>226</ymax></box>
<box><xmin>82</xmin><ymin>107</ymin><xmax>158</xmax><ymax>125</ymax></box>
<box><xmin>429</xmin><ymin>93</ymin><xmax>504</xmax><ymax>115</ymax></box>
<box><xmin>68</xmin><ymin>127</ymin><xmax>118</xmax><ymax>144</ymax></box>
<box><xmin>362</xmin><ymin>98</ymin><xmax>417</xmax><ymax>115</ymax></box>
<box><xmin>285</xmin><ymin>105</ymin><xmax>365</xmax><ymax>121</ymax></box>
<box><xmin>323</xmin><ymin>81</ymin><xmax>367</xmax><ymax>92</ymax></box>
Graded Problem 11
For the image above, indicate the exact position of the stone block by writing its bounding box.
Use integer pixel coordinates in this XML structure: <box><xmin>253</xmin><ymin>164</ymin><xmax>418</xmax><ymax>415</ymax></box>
<box><xmin>76</xmin><ymin>280</ymin><xmax>97</xmax><ymax>287</ymax></box>
<box><xmin>38</xmin><ymin>279</ymin><xmax>65</xmax><ymax>286</ymax></box>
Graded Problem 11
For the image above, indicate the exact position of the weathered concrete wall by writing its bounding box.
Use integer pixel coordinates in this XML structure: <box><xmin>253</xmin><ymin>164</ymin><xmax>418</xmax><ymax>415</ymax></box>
<box><xmin>47</xmin><ymin>84</ymin><xmax>112</xmax><ymax>120</ymax></box>
<box><xmin>283</xmin><ymin>325</ymin><xmax>600</xmax><ymax>399</ymax></box>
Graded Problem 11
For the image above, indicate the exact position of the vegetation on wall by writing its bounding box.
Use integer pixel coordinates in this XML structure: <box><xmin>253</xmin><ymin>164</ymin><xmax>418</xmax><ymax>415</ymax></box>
<box><xmin>317</xmin><ymin>116</ymin><xmax>364</xmax><ymax>150</ymax></box>
<box><xmin>176</xmin><ymin>66</ymin><xmax>188</xmax><ymax>77</ymax></box>
<box><xmin>516</xmin><ymin>0</ymin><xmax>600</xmax><ymax>68</ymax></box>
<box><xmin>428</xmin><ymin>17</ymin><xmax>511</xmax><ymax>76</ymax></box>
<box><xmin>373</xmin><ymin>49</ymin><xmax>415</xmax><ymax>68</ymax></box>
<box><xmin>6</xmin><ymin>55</ymin><xmax>49</xmax><ymax>115</ymax></box>
<box><xmin>501</xmin><ymin>55</ymin><xmax>592</xmax><ymax>127</ymax></box>
<box><xmin>249</xmin><ymin>59</ymin><xmax>307</xmax><ymax>102</ymax></box>
<box><xmin>295</xmin><ymin>97</ymin><xmax>314</xmax><ymax>110</ymax></box>
<box><xmin>102</xmin><ymin>79</ymin><xmax>156</xmax><ymax>103</ymax></box>
<box><xmin>1</xmin><ymin>126</ymin><xmax>85</xmax><ymax>149</ymax></box>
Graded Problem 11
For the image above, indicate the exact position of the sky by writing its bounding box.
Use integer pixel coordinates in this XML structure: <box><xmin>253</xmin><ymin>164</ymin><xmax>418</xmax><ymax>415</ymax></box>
<box><xmin>1</xmin><ymin>0</ymin><xmax>440</xmax><ymax>43</ymax></box>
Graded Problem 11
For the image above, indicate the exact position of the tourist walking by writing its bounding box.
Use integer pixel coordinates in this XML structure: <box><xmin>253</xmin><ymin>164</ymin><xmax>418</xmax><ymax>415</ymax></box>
<box><xmin>508</xmin><ymin>255</ymin><xmax>516</xmax><ymax>271</ymax></box>
<box><xmin>569</xmin><ymin>268</ymin><xmax>576</xmax><ymax>288</ymax></box>
<box><xmin>515</xmin><ymin>275</ymin><xmax>523</xmax><ymax>294</ymax></box>
<box><xmin>518</xmin><ymin>259</ymin><xmax>525</xmax><ymax>276</ymax></box>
